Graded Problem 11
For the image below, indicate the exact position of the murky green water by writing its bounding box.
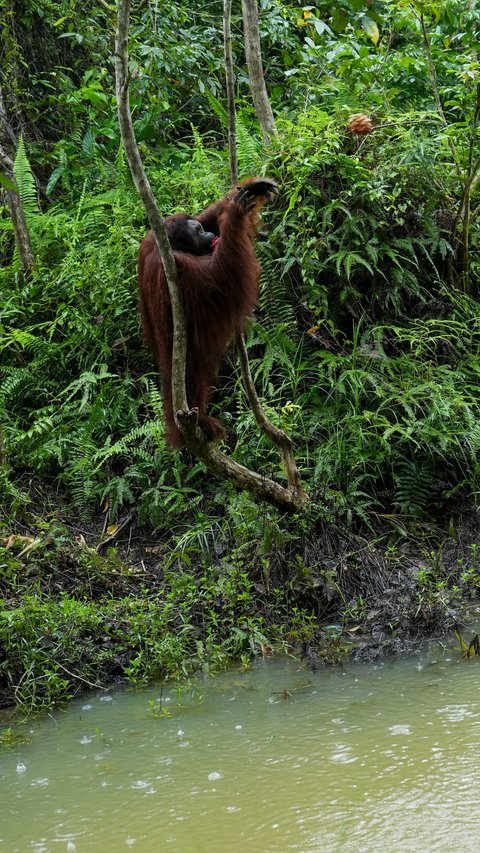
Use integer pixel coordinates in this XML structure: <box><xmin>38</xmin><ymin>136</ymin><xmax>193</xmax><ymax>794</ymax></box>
<box><xmin>1</xmin><ymin>647</ymin><xmax>480</xmax><ymax>852</ymax></box>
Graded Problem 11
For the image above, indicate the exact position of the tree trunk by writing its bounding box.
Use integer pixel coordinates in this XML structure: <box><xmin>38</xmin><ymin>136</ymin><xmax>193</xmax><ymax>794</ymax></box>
<box><xmin>241</xmin><ymin>0</ymin><xmax>278</xmax><ymax>142</ymax></box>
<box><xmin>5</xmin><ymin>181</ymin><xmax>35</xmax><ymax>271</ymax></box>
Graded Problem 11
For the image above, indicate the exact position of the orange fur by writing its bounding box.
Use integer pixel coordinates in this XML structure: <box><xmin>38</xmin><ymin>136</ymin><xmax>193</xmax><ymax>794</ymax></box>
<box><xmin>138</xmin><ymin>179</ymin><xmax>274</xmax><ymax>447</ymax></box>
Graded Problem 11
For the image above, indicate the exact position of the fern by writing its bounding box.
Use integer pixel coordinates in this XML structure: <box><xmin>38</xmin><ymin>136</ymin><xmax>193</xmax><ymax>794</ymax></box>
<box><xmin>393</xmin><ymin>460</ymin><xmax>433</xmax><ymax>514</ymax></box>
<box><xmin>1</xmin><ymin>328</ymin><xmax>52</xmax><ymax>355</ymax></box>
<box><xmin>82</xmin><ymin>127</ymin><xmax>96</xmax><ymax>159</ymax></box>
<box><xmin>146</xmin><ymin>381</ymin><xmax>165</xmax><ymax>419</ymax></box>
<box><xmin>205</xmin><ymin>91</ymin><xmax>229</xmax><ymax>127</ymax></box>
<box><xmin>100</xmin><ymin>476</ymin><xmax>135</xmax><ymax>519</ymax></box>
<box><xmin>201</xmin><ymin>94</ymin><xmax>263</xmax><ymax>175</ymax></box>
<box><xmin>236</xmin><ymin>119</ymin><xmax>263</xmax><ymax>175</ymax></box>
<box><xmin>91</xmin><ymin>422</ymin><xmax>164</xmax><ymax>474</ymax></box>
<box><xmin>0</xmin><ymin>367</ymin><xmax>31</xmax><ymax>404</ymax></box>
<box><xmin>13</xmin><ymin>135</ymin><xmax>40</xmax><ymax>216</ymax></box>
<box><xmin>70</xmin><ymin>180</ymin><xmax>88</xmax><ymax>247</ymax></box>
<box><xmin>61</xmin><ymin>366</ymin><xmax>117</xmax><ymax>412</ymax></box>
<box><xmin>46</xmin><ymin>148</ymin><xmax>69</xmax><ymax>196</ymax></box>
<box><xmin>330</xmin><ymin>249</ymin><xmax>374</xmax><ymax>280</ymax></box>
<box><xmin>15</xmin><ymin>411</ymin><xmax>56</xmax><ymax>447</ymax></box>
<box><xmin>257</xmin><ymin>242</ymin><xmax>294</xmax><ymax>326</ymax></box>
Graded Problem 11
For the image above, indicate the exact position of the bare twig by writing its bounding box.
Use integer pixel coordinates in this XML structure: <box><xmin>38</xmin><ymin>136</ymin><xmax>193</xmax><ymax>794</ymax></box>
<box><xmin>55</xmin><ymin>661</ymin><xmax>105</xmax><ymax>691</ymax></box>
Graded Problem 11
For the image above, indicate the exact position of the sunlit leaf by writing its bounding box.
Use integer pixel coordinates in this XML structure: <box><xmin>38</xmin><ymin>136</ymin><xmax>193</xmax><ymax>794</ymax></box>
<box><xmin>362</xmin><ymin>16</ymin><xmax>379</xmax><ymax>45</ymax></box>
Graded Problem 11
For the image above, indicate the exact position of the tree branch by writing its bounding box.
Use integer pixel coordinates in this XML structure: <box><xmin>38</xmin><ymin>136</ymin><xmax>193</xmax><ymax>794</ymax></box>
<box><xmin>235</xmin><ymin>332</ymin><xmax>306</xmax><ymax>498</ymax></box>
<box><xmin>223</xmin><ymin>5</ymin><xmax>306</xmax><ymax>501</ymax></box>
<box><xmin>115</xmin><ymin>0</ymin><xmax>306</xmax><ymax>513</ymax></box>
<box><xmin>115</xmin><ymin>0</ymin><xmax>188</xmax><ymax>421</ymax></box>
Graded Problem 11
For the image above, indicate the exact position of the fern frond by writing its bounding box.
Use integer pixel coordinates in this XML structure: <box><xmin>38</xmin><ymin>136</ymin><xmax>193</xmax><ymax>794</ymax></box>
<box><xmin>257</xmin><ymin>243</ymin><xmax>294</xmax><ymax>327</ymax></box>
<box><xmin>1</xmin><ymin>328</ymin><xmax>52</xmax><ymax>355</ymax></box>
<box><xmin>91</xmin><ymin>421</ymin><xmax>164</xmax><ymax>473</ymax></box>
<box><xmin>205</xmin><ymin>91</ymin><xmax>229</xmax><ymax>127</ymax></box>
<box><xmin>394</xmin><ymin>460</ymin><xmax>433</xmax><ymax>513</ymax></box>
<box><xmin>236</xmin><ymin>119</ymin><xmax>263</xmax><ymax>175</ymax></box>
<box><xmin>0</xmin><ymin>367</ymin><xmax>31</xmax><ymax>404</ymax></box>
<box><xmin>13</xmin><ymin>135</ymin><xmax>40</xmax><ymax>216</ymax></box>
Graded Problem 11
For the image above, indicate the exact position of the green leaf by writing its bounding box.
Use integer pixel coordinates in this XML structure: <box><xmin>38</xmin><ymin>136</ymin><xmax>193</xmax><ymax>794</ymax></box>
<box><xmin>332</xmin><ymin>7</ymin><xmax>349</xmax><ymax>32</ymax></box>
<box><xmin>0</xmin><ymin>172</ymin><xmax>17</xmax><ymax>191</ymax></box>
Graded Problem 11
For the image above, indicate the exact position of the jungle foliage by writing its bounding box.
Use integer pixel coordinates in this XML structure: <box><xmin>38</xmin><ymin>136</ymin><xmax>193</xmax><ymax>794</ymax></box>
<box><xmin>1</xmin><ymin>0</ymin><xmax>480</xmax><ymax>709</ymax></box>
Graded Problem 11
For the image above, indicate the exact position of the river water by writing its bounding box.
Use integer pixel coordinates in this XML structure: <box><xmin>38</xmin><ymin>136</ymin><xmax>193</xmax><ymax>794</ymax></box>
<box><xmin>1</xmin><ymin>645</ymin><xmax>479</xmax><ymax>852</ymax></box>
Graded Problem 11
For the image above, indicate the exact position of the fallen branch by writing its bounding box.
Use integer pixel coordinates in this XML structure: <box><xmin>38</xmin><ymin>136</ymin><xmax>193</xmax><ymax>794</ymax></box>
<box><xmin>55</xmin><ymin>661</ymin><xmax>105</xmax><ymax>691</ymax></box>
<box><xmin>96</xmin><ymin>513</ymin><xmax>134</xmax><ymax>553</ymax></box>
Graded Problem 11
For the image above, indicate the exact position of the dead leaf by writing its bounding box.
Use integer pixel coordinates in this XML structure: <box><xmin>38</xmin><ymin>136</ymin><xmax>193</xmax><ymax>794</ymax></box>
<box><xmin>17</xmin><ymin>538</ymin><xmax>42</xmax><ymax>558</ymax></box>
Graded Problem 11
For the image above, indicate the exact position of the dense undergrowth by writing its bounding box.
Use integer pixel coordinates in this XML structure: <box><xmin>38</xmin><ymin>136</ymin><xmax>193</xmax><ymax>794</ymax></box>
<box><xmin>2</xmin><ymin>0</ymin><xmax>480</xmax><ymax>712</ymax></box>
<box><xmin>1</xmin><ymin>509</ymin><xmax>480</xmax><ymax>713</ymax></box>
<box><xmin>3</xmin><ymin>115</ymin><xmax>480</xmax><ymax>528</ymax></box>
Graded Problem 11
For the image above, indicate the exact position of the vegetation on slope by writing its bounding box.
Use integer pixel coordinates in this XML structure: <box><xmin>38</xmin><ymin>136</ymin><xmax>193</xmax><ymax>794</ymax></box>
<box><xmin>1</xmin><ymin>0</ymin><xmax>480</xmax><ymax>711</ymax></box>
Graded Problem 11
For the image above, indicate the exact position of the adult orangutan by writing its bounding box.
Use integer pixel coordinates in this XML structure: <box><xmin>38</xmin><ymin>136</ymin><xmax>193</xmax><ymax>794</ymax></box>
<box><xmin>138</xmin><ymin>177</ymin><xmax>278</xmax><ymax>447</ymax></box>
